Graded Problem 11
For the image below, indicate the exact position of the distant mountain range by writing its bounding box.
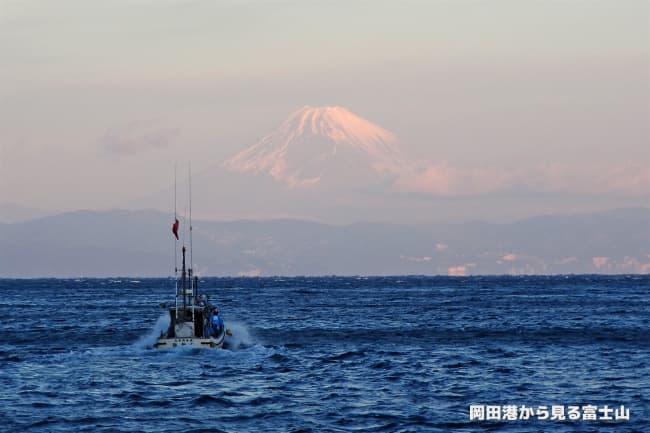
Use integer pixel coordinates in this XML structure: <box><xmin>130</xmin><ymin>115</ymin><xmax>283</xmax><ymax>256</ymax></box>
<box><xmin>1</xmin><ymin>207</ymin><xmax>648</xmax><ymax>277</ymax></box>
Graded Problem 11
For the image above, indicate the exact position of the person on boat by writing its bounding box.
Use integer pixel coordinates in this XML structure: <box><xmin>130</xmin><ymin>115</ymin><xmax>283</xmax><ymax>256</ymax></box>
<box><xmin>210</xmin><ymin>307</ymin><xmax>224</xmax><ymax>336</ymax></box>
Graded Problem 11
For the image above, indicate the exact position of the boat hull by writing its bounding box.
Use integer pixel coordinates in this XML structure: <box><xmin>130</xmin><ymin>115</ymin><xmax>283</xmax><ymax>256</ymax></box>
<box><xmin>154</xmin><ymin>333</ymin><xmax>225</xmax><ymax>349</ymax></box>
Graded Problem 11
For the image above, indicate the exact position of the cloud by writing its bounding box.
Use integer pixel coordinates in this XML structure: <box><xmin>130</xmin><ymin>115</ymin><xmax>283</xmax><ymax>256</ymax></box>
<box><xmin>102</xmin><ymin>120</ymin><xmax>179</xmax><ymax>156</ymax></box>
<box><xmin>557</xmin><ymin>256</ymin><xmax>578</xmax><ymax>265</ymax></box>
<box><xmin>620</xmin><ymin>256</ymin><xmax>650</xmax><ymax>274</ymax></box>
<box><xmin>400</xmin><ymin>255</ymin><xmax>432</xmax><ymax>262</ymax></box>
<box><xmin>507</xmin><ymin>264</ymin><xmax>538</xmax><ymax>275</ymax></box>
<box><xmin>392</xmin><ymin>161</ymin><xmax>649</xmax><ymax>197</ymax></box>
<box><xmin>592</xmin><ymin>256</ymin><xmax>609</xmax><ymax>269</ymax></box>
<box><xmin>527</xmin><ymin>162</ymin><xmax>650</xmax><ymax>196</ymax></box>
<box><xmin>447</xmin><ymin>265</ymin><xmax>466</xmax><ymax>276</ymax></box>
<box><xmin>448</xmin><ymin>262</ymin><xmax>476</xmax><ymax>276</ymax></box>
<box><xmin>393</xmin><ymin>162</ymin><xmax>513</xmax><ymax>196</ymax></box>
<box><xmin>238</xmin><ymin>269</ymin><xmax>261</xmax><ymax>277</ymax></box>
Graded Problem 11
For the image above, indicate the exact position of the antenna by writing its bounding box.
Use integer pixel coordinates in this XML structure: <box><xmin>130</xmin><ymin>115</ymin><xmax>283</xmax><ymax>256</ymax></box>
<box><xmin>174</xmin><ymin>162</ymin><xmax>178</xmax><ymax>319</ymax></box>
<box><xmin>189</xmin><ymin>162</ymin><xmax>193</xmax><ymax>281</ymax></box>
<box><xmin>188</xmin><ymin>162</ymin><xmax>195</xmax><ymax>327</ymax></box>
<box><xmin>174</xmin><ymin>163</ymin><xmax>178</xmax><ymax>272</ymax></box>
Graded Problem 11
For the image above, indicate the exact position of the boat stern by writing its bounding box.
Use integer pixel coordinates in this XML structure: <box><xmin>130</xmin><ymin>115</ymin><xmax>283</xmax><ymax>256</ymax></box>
<box><xmin>154</xmin><ymin>336</ymin><xmax>224</xmax><ymax>349</ymax></box>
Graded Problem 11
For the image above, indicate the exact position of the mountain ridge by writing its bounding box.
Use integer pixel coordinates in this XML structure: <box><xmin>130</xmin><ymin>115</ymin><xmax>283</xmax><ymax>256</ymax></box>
<box><xmin>1</xmin><ymin>207</ymin><xmax>647</xmax><ymax>277</ymax></box>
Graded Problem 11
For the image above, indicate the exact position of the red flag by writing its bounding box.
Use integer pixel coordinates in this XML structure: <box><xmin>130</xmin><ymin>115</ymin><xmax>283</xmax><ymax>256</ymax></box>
<box><xmin>172</xmin><ymin>218</ymin><xmax>179</xmax><ymax>240</ymax></box>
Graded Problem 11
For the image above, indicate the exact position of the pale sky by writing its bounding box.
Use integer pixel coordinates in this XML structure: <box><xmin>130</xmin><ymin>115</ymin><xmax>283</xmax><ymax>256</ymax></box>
<box><xmin>1</xmin><ymin>0</ymin><xmax>648</xmax><ymax>221</ymax></box>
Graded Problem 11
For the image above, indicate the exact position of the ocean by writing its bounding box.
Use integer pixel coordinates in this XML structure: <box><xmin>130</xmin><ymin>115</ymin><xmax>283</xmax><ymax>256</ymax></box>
<box><xmin>0</xmin><ymin>276</ymin><xmax>648</xmax><ymax>432</ymax></box>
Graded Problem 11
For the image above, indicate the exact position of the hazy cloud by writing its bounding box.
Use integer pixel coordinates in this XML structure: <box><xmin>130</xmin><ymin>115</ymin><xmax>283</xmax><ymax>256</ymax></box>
<box><xmin>447</xmin><ymin>265</ymin><xmax>466</xmax><ymax>276</ymax></box>
<box><xmin>238</xmin><ymin>269</ymin><xmax>262</xmax><ymax>277</ymax></box>
<box><xmin>101</xmin><ymin>121</ymin><xmax>179</xmax><ymax>156</ymax></box>
<box><xmin>448</xmin><ymin>262</ymin><xmax>476</xmax><ymax>276</ymax></box>
<box><xmin>557</xmin><ymin>256</ymin><xmax>578</xmax><ymax>265</ymax></box>
<box><xmin>524</xmin><ymin>162</ymin><xmax>650</xmax><ymax>196</ymax></box>
<box><xmin>502</xmin><ymin>253</ymin><xmax>518</xmax><ymax>262</ymax></box>
<box><xmin>592</xmin><ymin>256</ymin><xmax>609</xmax><ymax>269</ymax></box>
<box><xmin>393</xmin><ymin>161</ymin><xmax>649</xmax><ymax>197</ymax></box>
<box><xmin>620</xmin><ymin>256</ymin><xmax>650</xmax><ymax>274</ymax></box>
<box><xmin>400</xmin><ymin>255</ymin><xmax>432</xmax><ymax>263</ymax></box>
<box><xmin>393</xmin><ymin>162</ymin><xmax>513</xmax><ymax>196</ymax></box>
<box><xmin>435</xmin><ymin>243</ymin><xmax>448</xmax><ymax>252</ymax></box>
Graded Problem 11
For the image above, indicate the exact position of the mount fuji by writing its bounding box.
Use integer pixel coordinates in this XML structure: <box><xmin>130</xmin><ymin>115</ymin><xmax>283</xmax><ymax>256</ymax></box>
<box><xmin>222</xmin><ymin>106</ymin><xmax>409</xmax><ymax>190</ymax></box>
<box><xmin>131</xmin><ymin>106</ymin><xmax>428</xmax><ymax>222</ymax></box>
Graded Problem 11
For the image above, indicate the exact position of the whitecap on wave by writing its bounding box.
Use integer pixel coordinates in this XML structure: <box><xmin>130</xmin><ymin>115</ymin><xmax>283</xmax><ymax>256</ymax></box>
<box><xmin>131</xmin><ymin>313</ymin><xmax>170</xmax><ymax>352</ymax></box>
<box><xmin>223</xmin><ymin>320</ymin><xmax>254</xmax><ymax>350</ymax></box>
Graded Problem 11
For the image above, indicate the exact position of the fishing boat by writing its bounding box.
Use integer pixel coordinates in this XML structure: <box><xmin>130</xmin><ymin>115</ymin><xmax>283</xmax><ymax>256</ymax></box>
<box><xmin>154</xmin><ymin>166</ymin><xmax>231</xmax><ymax>349</ymax></box>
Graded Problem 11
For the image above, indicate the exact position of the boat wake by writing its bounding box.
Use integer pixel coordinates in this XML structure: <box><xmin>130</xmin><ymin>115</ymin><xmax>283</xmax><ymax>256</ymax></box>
<box><xmin>132</xmin><ymin>314</ymin><xmax>170</xmax><ymax>351</ymax></box>
<box><xmin>222</xmin><ymin>320</ymin><xmax>254</xmax><ymax>350</ymax></box>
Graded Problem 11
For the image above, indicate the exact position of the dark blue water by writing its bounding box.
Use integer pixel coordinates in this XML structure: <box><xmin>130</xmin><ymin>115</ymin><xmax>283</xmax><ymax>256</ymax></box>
<box><xmin>1</xmin><ymin>276</ymin><xmax>648</xmax><ymax>432</ymax></box>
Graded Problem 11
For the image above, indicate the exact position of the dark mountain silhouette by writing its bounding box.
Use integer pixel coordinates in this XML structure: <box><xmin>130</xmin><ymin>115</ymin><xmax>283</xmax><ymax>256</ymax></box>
<box><xmin>1</xmin><ymin>208</ymin><xmax>648</xmax><ymax>277</ymax></box>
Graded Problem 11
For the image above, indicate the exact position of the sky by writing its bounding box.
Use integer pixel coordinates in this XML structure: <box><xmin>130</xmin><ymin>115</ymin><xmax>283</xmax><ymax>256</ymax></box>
<box><xmin>0</xmin><ymin>0</ymin><xmax>648</xmax><ymax>222</ymax></box>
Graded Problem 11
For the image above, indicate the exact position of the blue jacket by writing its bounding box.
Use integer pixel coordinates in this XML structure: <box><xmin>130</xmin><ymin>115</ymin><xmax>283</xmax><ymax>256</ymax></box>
<box><xmin>211</xmin><ymin>313</ymin><xmax>224</xmax><ymax>330</ymax></box>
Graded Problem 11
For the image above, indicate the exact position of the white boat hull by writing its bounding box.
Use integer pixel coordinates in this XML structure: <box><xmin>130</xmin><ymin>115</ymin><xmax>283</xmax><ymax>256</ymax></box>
<box><xmin>154</xmin><ymin>333</ymin><xmax>225</xmax><ymax>349</ymax></box>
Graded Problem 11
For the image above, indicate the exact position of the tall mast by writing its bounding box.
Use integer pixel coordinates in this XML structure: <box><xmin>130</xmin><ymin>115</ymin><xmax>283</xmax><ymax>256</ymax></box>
<box><xmin>189</xmin><ymin>162</ymin><xmax>193</xmax><ymax>287</ymax></box>
<box><xmin>174</xmin><ymin>163</ymin><xmax>179</xmax><ymax>320</ymax></box>
<box><xmin>188</xmin><ymin>162</ymin><xmax>195</xmax><ymax>326</ymax></box>
<box><xmin>181</xmin><ymin>245</ymin><xmax>187</xmax><ymax>311</ymax></box>
<box><xmin>174</xmin><ymin>163</ymin><xmax>178</xmax><ymax>271</ymax></box>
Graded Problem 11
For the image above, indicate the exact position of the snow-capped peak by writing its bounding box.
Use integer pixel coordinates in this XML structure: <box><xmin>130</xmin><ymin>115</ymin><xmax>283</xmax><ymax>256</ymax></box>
<box><xmin>223</xmin><ymin>106</ymin><xmax>405</xmax><ymax>188</ymax></box>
